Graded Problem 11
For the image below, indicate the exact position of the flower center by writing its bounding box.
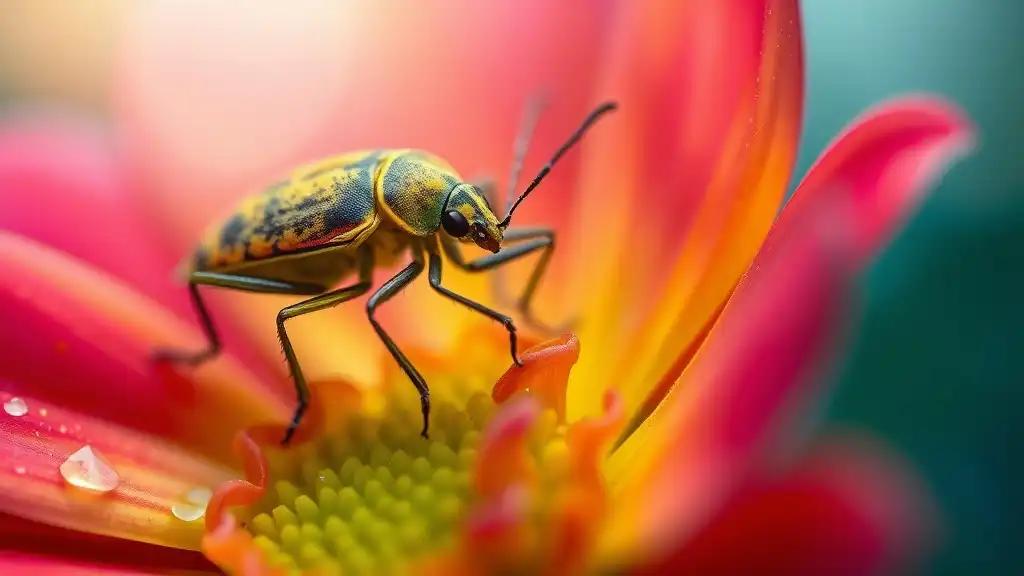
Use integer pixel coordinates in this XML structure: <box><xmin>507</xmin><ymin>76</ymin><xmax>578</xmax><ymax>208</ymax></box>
<box><xmin>214</xmin><ymin>333</ymin><xmax>616</xmax><ymax>575</ymax></box>
<box><xmin>237</xmin><ymin>388</ymin><xmax>565</xmax><ymax>574</ymax></box>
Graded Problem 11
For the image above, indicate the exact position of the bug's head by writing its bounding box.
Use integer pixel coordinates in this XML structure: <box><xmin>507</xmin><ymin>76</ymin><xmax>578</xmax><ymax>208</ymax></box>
<box><xmin>441</xmin><ymin>183</ymin><xmax>503</xmax><ymax>253</ymax></box>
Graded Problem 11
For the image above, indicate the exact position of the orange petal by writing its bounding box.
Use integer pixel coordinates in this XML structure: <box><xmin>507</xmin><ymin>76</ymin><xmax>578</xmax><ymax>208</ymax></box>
<box><xmin>0</xmin><ymin>390</ymin><xmax>234</xmax><ymax>550</ymax></box>
<box><xmin>568</xmin><ymin>0</ymin><xmax>804</xmax><ymax>424</ymax></box>
<box><xmin>492</xmin><ymin>333</ymin><xmax>580</xmax><ymax>422</ymax></box>
<box><xmin>603</xmin><ymin>98</ymin><xmax>972</xmax><ymax>562</ymax></box>
<box><xmin>0</xmin><ymin>232</ymin><xmax>289</xmax><ymax>461</ymax></box>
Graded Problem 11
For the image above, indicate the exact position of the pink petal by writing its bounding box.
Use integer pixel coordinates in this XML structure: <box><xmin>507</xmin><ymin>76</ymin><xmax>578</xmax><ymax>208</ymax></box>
<box><xmin>0</xmin><ymin>113</ymin><xmax>285</xmax><ymax>388</ymax></box>
<box><xmin>0</xmin><ymin>553</ymin><xmax>172</xmax><ymax>576</ymax></box>
<box><xmin>605</xmin><ymin>98</ymin><xmax>972</xmax><ymax>559</ymax></box>
<box><xmin>0</xmin><ymin>232</ymin><xmax>289</xmax><ymax>461</ymax></box>
<box><xmin>632</xmin><ymin>440</ymin><xmax>934</xmax><ymax>575</ymax></box>
<box><xmin>0</xmin><ymin>113</ymin><xmax>186</xmax><ymax>313</ymax></box>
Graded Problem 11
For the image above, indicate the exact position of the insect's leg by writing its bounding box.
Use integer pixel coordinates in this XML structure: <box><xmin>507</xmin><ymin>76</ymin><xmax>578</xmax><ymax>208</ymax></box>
<box><xmin>441</xmin><ymin>228</ymin><xmax>558</xmax><ymax>331</ymax></box>
<box><xmin>279</xmin><ymin>254</ymin><xmax>374</xmax><ymax>445</ymax></box>
<box><xmin>154</xmin><ymin>272</ymin><xmax>323</xmax><ymax>366</ymax></box>
<box><xmin>427</xmin><ymin>250</ymin><xmax>522</xmax><ymax>366</ymax></box>
<box><xmin>366</xmin><ymin>250</ymin><xmax>431</xmax><ymax>438</ymax></box>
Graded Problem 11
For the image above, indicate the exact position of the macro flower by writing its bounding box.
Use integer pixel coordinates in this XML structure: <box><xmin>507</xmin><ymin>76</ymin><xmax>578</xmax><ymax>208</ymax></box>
<box><xmin>0</xmin><ymin>1</ymin><xmax>972</xmax><ymax>575</ymax></box>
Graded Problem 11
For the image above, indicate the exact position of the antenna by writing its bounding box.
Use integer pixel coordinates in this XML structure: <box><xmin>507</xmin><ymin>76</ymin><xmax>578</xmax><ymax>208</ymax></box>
<box><xmin>499</xmin><ymin>101</ymin><xmax>618</xmax><ymax>229</ymax></box>
<box><xmin>503</xmin><ymin>94</ymin><xmax>548</xmax><ymax>214</ymax></box>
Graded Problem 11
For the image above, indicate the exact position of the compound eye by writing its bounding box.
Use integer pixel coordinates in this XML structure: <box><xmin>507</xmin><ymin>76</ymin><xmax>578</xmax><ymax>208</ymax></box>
<box><xmin>442</xmin><ymin>210</ymin><xmax>470</xmax><ymax>237</ymax></box>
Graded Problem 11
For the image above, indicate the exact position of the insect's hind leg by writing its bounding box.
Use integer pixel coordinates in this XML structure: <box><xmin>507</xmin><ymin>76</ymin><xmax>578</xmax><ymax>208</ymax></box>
<box><xmin>153</xmin><ymin>271</ymin><xmax>323</xmax><ymax>366</ymax></box>
<box><xmin>365</xmin><ymin>249</ymin><xmax>431</xmax><ymax>438</ymax></box>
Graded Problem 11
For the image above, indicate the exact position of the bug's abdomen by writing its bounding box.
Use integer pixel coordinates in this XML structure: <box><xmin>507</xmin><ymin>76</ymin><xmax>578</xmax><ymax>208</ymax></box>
<box><xmin>193</xmin><ymin>151</ymin><xmax>384</xmax><ymax>271</ymax></box>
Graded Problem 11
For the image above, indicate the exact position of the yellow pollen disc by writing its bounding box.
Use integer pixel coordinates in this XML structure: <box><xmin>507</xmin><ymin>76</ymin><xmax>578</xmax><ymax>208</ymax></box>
<box><xmin>234</xmin><ymin>382</ymin><xmax>571</xmax><ymax>575</ymax></box>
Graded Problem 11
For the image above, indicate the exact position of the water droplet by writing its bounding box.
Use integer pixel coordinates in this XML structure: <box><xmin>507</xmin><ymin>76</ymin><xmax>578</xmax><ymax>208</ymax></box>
<box><xmin>14</xmin><ymin>466</ymin><xmax>26</xmax><ymax>475</ymax></box>
<box><xmin>38</xmin><ymin>408</ymin><xmax>48</xmax><ymax>417</ymax></box>
<box><xmin>59</xmin><ymin>445</ymin><xmax>119</xmax><ymax>493</ymax></box>
<box><xmin>171</xmin><ymin>486</ymin><xmax>213</xmax><ymax>522</ymax></box>
<box><xmin>58</xmin><ymin>425</ymin><xmax>68</xmax><ymax>434</ymax></box>
<box><xmin>4</xmin><ymin>397</ymin><xmax>28</xmax><ymax>417</ymax></box>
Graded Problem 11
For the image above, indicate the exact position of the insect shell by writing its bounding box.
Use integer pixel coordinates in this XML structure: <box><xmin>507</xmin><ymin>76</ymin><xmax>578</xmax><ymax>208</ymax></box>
<box><xmin>190</xmin><ymin>149</ymin><xmax>503</xmax><ymax>285</ymax></box>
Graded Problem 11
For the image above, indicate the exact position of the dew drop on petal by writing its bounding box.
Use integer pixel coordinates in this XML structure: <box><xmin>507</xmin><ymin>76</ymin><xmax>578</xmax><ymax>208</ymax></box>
<box><xmin>58</xmin><ymin>425</ymin><xmax>68</xmax><ymax>434</ymax></box>
<box><xmin>14</xmin><ymin>466</ymin><xmax>26</xmax><ymax>475</ymax></box>
<box><xmin>172</xmin><ymin>486</ymin><xmax>213</xmax><ymax>522</ymax></box>
<box><xmin>38</xmin><ymin>408</ymin><xmax>48</xmax><ymax>417</ymax></box>
<box><xmin>4</xmin><ymin>397</ymin><xmax>28</xmax><ymax>417</ymax></box>
<box><xmin>59</xmin><ymin>445</ymin><xmax>119</xmax><ymax>493</ymax></box>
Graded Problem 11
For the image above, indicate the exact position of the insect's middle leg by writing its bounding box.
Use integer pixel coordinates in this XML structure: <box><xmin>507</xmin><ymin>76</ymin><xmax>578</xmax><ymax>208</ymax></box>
<box><xmin>278</xmin><ymin>272</ymin><xmax>372</xmax><ymax>445</ymax></box>
<box><xmin>427</xmin><ymin>250</ymin><xmax>522</xmax><ymax>366</ymax></box>
<box><xmin>366</xmin><ymin>251</ymin><xmax>432</xmax><ymax>438</ymax></box>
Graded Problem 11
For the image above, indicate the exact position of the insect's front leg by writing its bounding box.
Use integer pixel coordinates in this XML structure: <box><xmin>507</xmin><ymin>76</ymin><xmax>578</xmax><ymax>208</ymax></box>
<box><xmin>427</xmin><ymin>248</ymin><xmax>522</xmax><ymax>367</ymax></box>
<box><xmin>441</xmin><ymin>228</ymin><xmax>562</xmax><ymax>333</ymax></box>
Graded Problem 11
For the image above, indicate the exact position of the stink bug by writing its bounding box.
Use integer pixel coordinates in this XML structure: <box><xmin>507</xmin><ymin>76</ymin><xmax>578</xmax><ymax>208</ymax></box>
<box><xmin>156</xmin><ymin>101</ymin><xmax>617</xmax><ymax>444</ymax></box>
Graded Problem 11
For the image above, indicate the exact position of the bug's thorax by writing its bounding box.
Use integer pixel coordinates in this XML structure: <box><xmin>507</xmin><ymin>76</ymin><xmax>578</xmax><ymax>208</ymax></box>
<box><xmin>374</xmin><ymin>150</ymin><xmax>462</xmax><ymax>237</ymax></box>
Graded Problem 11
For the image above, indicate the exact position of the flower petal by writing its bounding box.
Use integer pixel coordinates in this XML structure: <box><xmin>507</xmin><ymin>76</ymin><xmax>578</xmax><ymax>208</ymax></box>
<box><xmin>0</xmin><ymin>389</ymin><xmax>235</xmax><ymax>550</ymax></box>
<box><xmin>630</xmin><ymin>439</ymin><xmax>934</xmax><ymax>576</ymax></box>
<box><xmin>493</xmin><ymin>333</ymin><xmax>579</xmax><ymax>422</ymax></box>
<box><xmin>603</xmin><ymin>98</ymin><xmax>972</xmax><ymax>561</ymax></box>
<box><xmin>0</xmin><ymin>232</ymin><xmax>289</xmax><ymax>461</ymax></box>
<box><xmin>0</xmin><ymin>112</ymin><xmax>284</xmax><ymax>388</ymax></box>
<box><xmin>0</xmin><ymin>513</ymin><xmax>218</xmax><ymax>574</ymax></box>
<box><xmin>568</xmin><ymin>0</ymin><xmax>805</xmax><ymax>422</ymax></box>
<box><xmin>0</xmin><ymin>113</ymin><xmax>185</xmax><ymax>312</ymax></box>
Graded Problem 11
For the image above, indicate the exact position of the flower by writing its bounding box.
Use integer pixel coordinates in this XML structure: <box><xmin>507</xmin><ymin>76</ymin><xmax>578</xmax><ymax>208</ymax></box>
<box><xmin>0</xmin><ymin>1</ymin><xmax>972</xmax><ymax>574</ymax></box>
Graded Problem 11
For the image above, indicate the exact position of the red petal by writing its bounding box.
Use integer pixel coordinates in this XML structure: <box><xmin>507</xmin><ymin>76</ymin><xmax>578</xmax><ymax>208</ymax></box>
<box><xmin>0</xmin><ymin>513</ymin><xmax>218</xmax><ymax>574</ymax></box>
<box><xmin>633</xmin><ymin>440</ymin><xmax>934</xmax><ymax>576</ymax></box>
<box><xmin>0</xmin><ymin>232</ymin><xmax>288</xmax><ymax>461</ymax></box>
<box><xmin>0</xmin><ymin>389</ymin><xmax>235</xmax><ymax>549</ymax></box>
<box><xmin>606</xmin><ymin>98</ymin><xmax>972</xmax><ymax>559</ymax></box>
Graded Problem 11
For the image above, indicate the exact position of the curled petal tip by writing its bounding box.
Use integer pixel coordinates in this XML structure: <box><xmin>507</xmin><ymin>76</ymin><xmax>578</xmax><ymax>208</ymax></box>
<box><xmin>493</xmin><ymin>333</ymin><xmax>580</xmax><ymax>421</ymax></box>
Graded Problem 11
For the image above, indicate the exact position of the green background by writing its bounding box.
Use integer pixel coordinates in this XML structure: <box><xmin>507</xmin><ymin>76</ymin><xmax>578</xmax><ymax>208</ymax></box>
<box><xmin>801</xmin><ymin>2</ymin><xmax>1022</xmax><ymax>573</ymax></box>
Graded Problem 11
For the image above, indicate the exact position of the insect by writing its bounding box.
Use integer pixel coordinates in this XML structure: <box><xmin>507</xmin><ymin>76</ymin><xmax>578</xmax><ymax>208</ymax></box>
<box><xmin>155</xmin><ymin>101</ymin><xmax>617</xmax><ymax>444</ymax></box>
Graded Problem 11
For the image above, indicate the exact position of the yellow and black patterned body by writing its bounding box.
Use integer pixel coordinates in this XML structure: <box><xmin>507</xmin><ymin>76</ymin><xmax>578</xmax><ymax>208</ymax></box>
<box><xmin>190</xmin><ymin>149</ymin><xmax>499</xmax><ymax>288</ymax></box>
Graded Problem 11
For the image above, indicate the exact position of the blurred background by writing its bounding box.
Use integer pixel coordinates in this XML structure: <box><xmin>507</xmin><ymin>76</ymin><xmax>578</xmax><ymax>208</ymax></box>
<box><xmin>0</xmin><ymin>1</ymin><xmax>1019</xmax><ymax>573</ymax></box>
